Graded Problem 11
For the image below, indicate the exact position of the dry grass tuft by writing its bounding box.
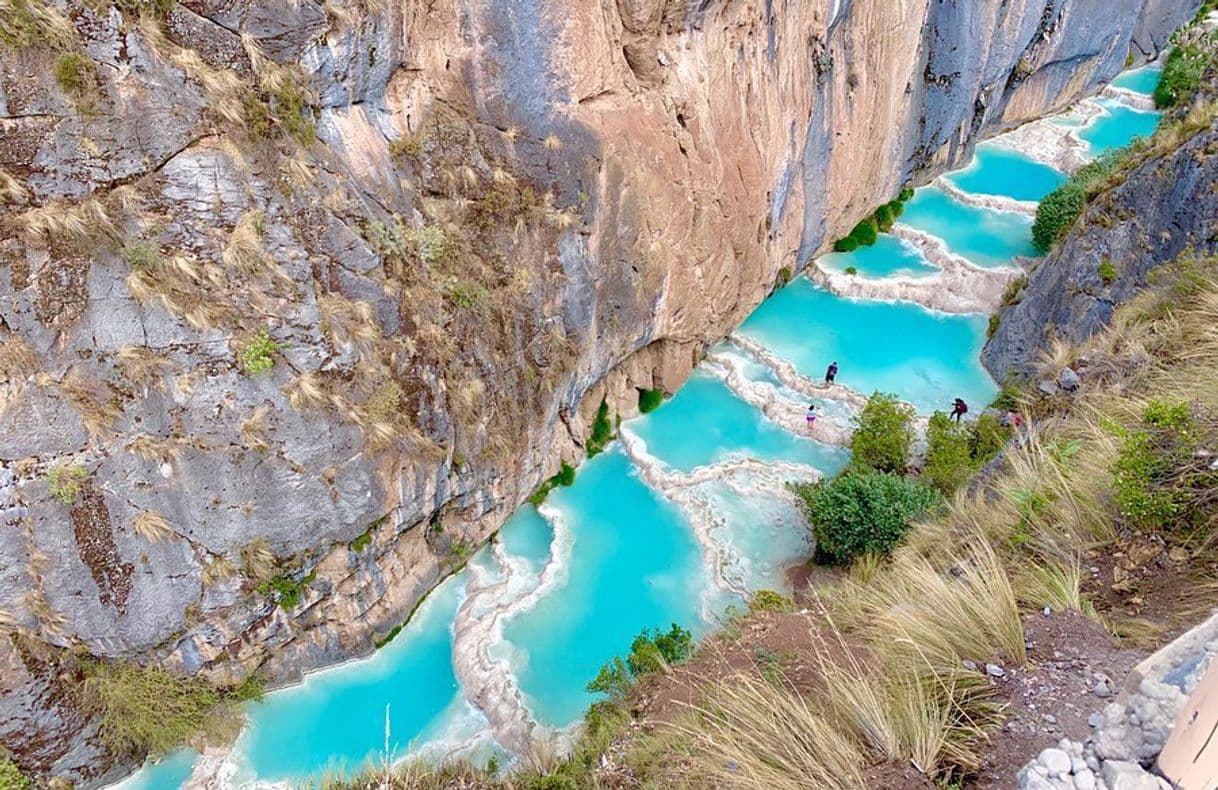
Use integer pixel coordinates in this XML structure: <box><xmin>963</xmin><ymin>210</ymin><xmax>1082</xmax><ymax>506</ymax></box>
<box><xmin>14</xmin><ymin>197</ymin><xmax>121</xmax><ymax>249</ymax></box>
<box><xmin>0</xmin><ymin>168</ymin><xmax>29</xmax><ymax>204</ymax></box>
<box><xmin>284</xmin><ymin>372</ymin><xmax>328</xmax><ymax>412</ymax></box>
<box><xmin>132</xmin><ymin>510</ymin><xmax>174</xmax><ymax>543</ymax></box>
<box><xmin>240</xmin><ymin>538</ymin><xmax>275</xmax><ymax>581</ymax></box>
<box><xmin>687</xmin><ymin>672</ymin><xmax>866</xmax><ymax>789</ymax></box>
<box><xmin>202</xmin><ymin>555</ymin><xmax>238</xmax><ymax>586</ymax></box>
<box><xmin>239</xmin><ymin>405</ymin><xmax>272</xmax><ymax>452</ymax></box>
<box><xmin>0</xmin><ymin>334</ymin><xmax>40</xmax><ymax>380</ymax></box>
<box><xmin>138</xmin><ymin>18</ymin><xmax>246</xmax><ymax>125</ymax></box>
<box><xmin>116</xmin><ymin>345</ymin><xmax>173</xmax><ymax>393</ymax></box>
<box><xmin>318</xmin><ymin>295</ymin><xmax>379</xmax><ymax>354</ymax></box>
<box><xmin>59</xmin><ymin>368</ymin><xmax>122</xmax><ymax>438</ymax></box>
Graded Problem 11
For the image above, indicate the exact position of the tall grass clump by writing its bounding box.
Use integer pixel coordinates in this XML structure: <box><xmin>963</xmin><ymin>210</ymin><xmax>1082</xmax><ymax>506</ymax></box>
<box><xmin>80</xmin><ymin>662</ymin><xmax>259</xmax><ymax>757</ymax></box>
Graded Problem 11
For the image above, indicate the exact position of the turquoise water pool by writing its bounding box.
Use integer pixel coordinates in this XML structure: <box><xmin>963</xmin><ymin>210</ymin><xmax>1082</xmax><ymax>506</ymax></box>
<box><xmin>737</xmin><ymin>278</ymin><xmax>997</xmax><ymax>414</ymax></box>
<box><xmin>1080</xmin><ymin>99</ymin><xmax>1161</xmax><ymax>155</ymax></box>
<box><xmin>233</xmin><ymin>571</ymin><xmax>470</xmax><ymax>782</ymax></box>
<box><xmin>944</xmin><ymin>144</ymin><xmax>1067</xmax><ymax>203</ymax></box>
<box><xmin>501</xmin><ymin>449</ymin><xmax>713</xmax><ymax>727</ymax></box>
<box><xmin>819</xmin><ymin>234</ymin><xmax>939</xmax><ymax>278</ymax></box>
<box><xmin>108</xmin><ymin>750</ymin><xmax>197</xmax><ymax>790</ymax></box>
<box><xmin>1111</xmin><ymin>65</ymin><xmax>1163</xmax><ymax>96</ymax></box>
<box><xmin>899</xmin><ymin>186</ymin><xmax>1038</xmax><ymax>267</ymax></box>
<box><xmin>628</xmin><ymin>371</ymin><xmax>849</xmax><ymax>474</ymax></box>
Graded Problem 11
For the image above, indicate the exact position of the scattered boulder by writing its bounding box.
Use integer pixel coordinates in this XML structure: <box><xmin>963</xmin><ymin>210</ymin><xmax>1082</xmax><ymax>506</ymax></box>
<box><xmin>1058</xmin><ymin>367</ymin><xmax>1081</xmax><ymax>392</ymax></box>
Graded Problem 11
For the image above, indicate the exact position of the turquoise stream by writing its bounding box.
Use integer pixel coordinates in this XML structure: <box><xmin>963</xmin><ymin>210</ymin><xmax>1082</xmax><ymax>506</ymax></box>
<box><xmin>1079</xmin><ymin>98</ymin><xmax>1162</xmax><ymax>155</ymax></box>
<box><xmin>116</xmin><ymin>68</ymin><xmax>1162</xmax><ymax>789</ymax></box>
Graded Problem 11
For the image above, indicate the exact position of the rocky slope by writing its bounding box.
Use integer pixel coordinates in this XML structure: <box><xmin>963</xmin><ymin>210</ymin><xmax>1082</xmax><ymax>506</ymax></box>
<box><xmin>984</xmin><ymin>63</ymin><xmax>1218</xmax><ymax>379</ymax></box>
<box><xmin>0</xmin><ymin>0</ymin><xmax>1198</xmax><ymax>783</ymax></box>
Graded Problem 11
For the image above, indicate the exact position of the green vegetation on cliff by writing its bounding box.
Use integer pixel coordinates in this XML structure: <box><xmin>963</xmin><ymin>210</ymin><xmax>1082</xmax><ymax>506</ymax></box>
<box><xmin>833</xmin><ymin>190</ymin><xmax>913</xmax><ymax>252</ymax></box>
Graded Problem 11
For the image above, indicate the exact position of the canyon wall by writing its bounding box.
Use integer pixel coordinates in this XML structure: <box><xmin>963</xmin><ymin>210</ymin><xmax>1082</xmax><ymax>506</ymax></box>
<box><xmin>984</xmin><ymin>64</ymin><xmax>1218</xmax><ymax>379</ymax></box>
<box><xmin>0</xmin><ymin>0</ymin><xmax>1197</xmax><ymax>783</ymax></box>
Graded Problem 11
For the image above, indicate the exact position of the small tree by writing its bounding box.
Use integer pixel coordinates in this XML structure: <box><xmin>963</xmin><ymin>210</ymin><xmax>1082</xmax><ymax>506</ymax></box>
<box><xmin>922</xmin><ymin>413</ymin><xmax>975</xmax><ymax>494</ymax></box>
<box><xmin>851</xmin><ymin>392</ymin><xmax>915</xmax><ymax>473</ymax></box>
<box><xmin>795</xmin><ymin>471</ymin><xmax>940</xmax><ymax>565</ymax></box>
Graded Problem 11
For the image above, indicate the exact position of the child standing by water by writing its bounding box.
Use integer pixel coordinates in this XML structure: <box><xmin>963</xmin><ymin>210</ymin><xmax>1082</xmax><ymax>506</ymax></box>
<box><xmin>806</xmin><ymin>404</ymin><xmax>817</xmax><ymax>431</ymax></box>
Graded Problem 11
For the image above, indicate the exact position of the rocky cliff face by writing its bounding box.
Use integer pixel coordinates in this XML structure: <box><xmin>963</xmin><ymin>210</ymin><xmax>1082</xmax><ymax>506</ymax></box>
<box><xmin>983</xmin><ymin>69</ymin><xmax>1218</xmax><ymax>379</ymax></box>
<box><xmin>0</xmin><ymin>0</ymin><xmax>1197</xmax><ymax>783</ymax></box>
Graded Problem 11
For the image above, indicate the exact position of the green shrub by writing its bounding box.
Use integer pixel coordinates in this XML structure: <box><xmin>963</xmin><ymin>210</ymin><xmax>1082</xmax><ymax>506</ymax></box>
<box><xmin>239</xmin><ymin>328</ymin><xmax>279</xmax><ymax>375</ymax></box>
<box><xmin>777</xmin><ymin>266</ymin><xmax>793</xmax><ymax>285</ymax></box>
<box><xmin>120</xmin><ymin>240</ymin><xmax>165</xmax><ymax>269</ymax></box>
<box><xmin>848</xmin><ymin>217</ymin><xmax>879</xmax><ymax>247</ymax></box>
<box><xmin>81</xmin><ymin>662</ymin><xmax>247</xmax><ymax>757</ymax></box>
<box><xmin>1112</xmin><ymin>400</ymin><xmax>1198</xmax><ymax>530</ymax></box>
<box><xmin>585</xmin><ymin>399</ymin><xmax>614</xmax><ymax>457</ymax></box>
<box><xmin>834</xmin><ymin>236</ymin><xmax>860</xmax><ymax>253</ymax></box>
<box><xmin>447</xmin><ymin>281</ymin><xmax>488</xmax><ymax>308</ymax></box>
<box><xmin>638</xmin><ymin>388</ymin><xmax>664</xmax><ymax>414</ymax></box>
<box><xmin>851</xmin><ymin>392</ymin><xmax>915</xmax><ymax>473</ymax></box>
<box><xmin>987</xmin><ymin>314</ymin><xmax>1000</xmax><ymax>339</ymax></box>
<box><xmin>53</xmin><ymin>51</ymin><xmax>90</xmax><ymax>96</ymax></box>
<box><xmin>626</xmin><ymin>624</ymin><xmax>693</xmax><ymax>676</ymax></box>
<box><xmin>349</xmin><ymin>526</ymin><xmax>375</xmax><ymax>552</ymax></box>
<box><xmin>1033</xmin><ymin>151</ymin><xmax>1130</xmax><ymax>252</ymax></box>
<box><xmin>47</xmin><ymin>464</ymin><xmax>88</xmax><ymax>505</ymax></box>
<box><xmin>0</xmin><ymin>759</ymin><xmax>28</xmax><ymax>790</ymax></box>
<box><xmin>1001</xmin><ymin>276</ymin><xmax>1028</xmax><ymax>306</ymax></box>
<box><xmin>748</xmin><ymin>589</ymin><xmax>795</xmax><ymax>613</ymax></box>
<box><xmin>845</xmin><ymin>265</ymin><xmax>859</xmax><ymax>275</ymax></box>
<box><xmin>256</xmin><ymin>570</ymin><xmax>315</xmax><ymax>610</ymax></box>
<box><xmin>970</xmin><ymin>413</ymin><xmax>1011</xmax><ymax>463</ymax></box>
<box><xmin>1154</xmin><ymin>43</ymin><xmax>1211</xmax><ymax>109</ymax></box>
<box><xmin>873</xmin><ymin>203</ymin><xmax>896</xmax><ymax>232</ymax></box>
<box><xmin>1098</xmin><ymin>259</ymin><xmax>1117</xmax><ymax>285</ymax></box>
<box><xmin>922</xmin><ymin>413</ymin><xmax>975</xmax><ymax>494</ymax></box>
<box><xmin>272</xmin><ymin>82</ymin><xmax>315</xmax><ymax>146</ymax></box>
<box><xmin>794</xmin><ymin>471</ymin><xmax>940</xmax><ymax>565</ymax></box>
<box><xmin>899</xmin><ymin>187</ymin><xmax>915</xmax><ymax>202</ymax></box>
<box><xmin>528</xmin><ymin>462</ymin><xmax>577</xmax><ymax>505</ymax></box>
<box><xmin>586</xmin><ymin>624</ymin><xmax>694</xmax><ymax>699</ymax></box>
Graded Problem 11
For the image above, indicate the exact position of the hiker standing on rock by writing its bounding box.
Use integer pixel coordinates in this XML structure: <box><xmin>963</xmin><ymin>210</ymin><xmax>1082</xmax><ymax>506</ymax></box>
<box><xmin>825</xmin><ymin>361</ymin><xmax>838</xmax><ymax>385</ymax></box>
<box><xmin>951</xmin><ymin>398</ymin><xmax>969</xmax><ymax>423</ymax></box>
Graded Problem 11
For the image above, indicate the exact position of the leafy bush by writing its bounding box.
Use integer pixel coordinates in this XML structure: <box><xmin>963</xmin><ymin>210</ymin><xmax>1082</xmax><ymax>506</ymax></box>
<box><xmin>272</xmin><ymin>82</ymin><xmax>315</xmax><ymax>146</ymax></box>
<box><xmin>834</xmin><ymin>236</ymin><xmax>860</xmax><ymax>253</ymax></box>
<box><xmin>987</xmin><ymin>314</ymin><xmax>1000</xmax><ymax>339</ymax></box>
<box><xmin>626</xmin><ymin>624</ymin><xmax>694</xmax><ymax>675</ymax></box>
<box><xmin>848</xmin><ymin>217</ymin><xmax>879</xmax><ymax>247</ymax></box>
<box><xmin>47</xmin><ymin>464</ymin><xmax>88</xmax><ymax>505</ymax></box>
<box><xmin>528</xmin><ymin>462</ymin><xmax>577</xmax><ymax>506</ymax></box>
<box><xmin>1001</xmin><ymin>276</ymin><xmax>1028</xmax><ymax>306</ymax></box>
<box><xmin>845</xmin><ymin>265</ymin><xmax>858</xmax><ymax>275</ymax></box>
<box><xmin>0</xmin><ymin>759</ymin><xmax>28</xmax><ymax>790</ymax></box>
<box><xmin>970</xmin><ymin>413</ymin><xmax>1011</xmax><ymax>462</ymax></box>
<box><xmin>1098</xmin><ymin>259</ymin><xmax>1117</xmax><ymax>285</ymax></box>
<box><xmin>119</xmin><ymin>240</ymin><xmax>165</xmax><ymax>269</ymax></box>
<box><xmin>748</xmin><ymin>589</ymin><xmax>795</xmax><ymax>613</ymax></box>
<box><xmin>638</xmin><ymin>388</ymin><xmax>664</xmax><ymax>414</ymax></box>
<box><xmin>81</xmin><ymin>662</ymin><xmax>249</xmax><ymax>757</ymax></box>
<box><xmin>257</xmin><ymin>570</ymin><xmax>316</xmax><ymax>610</ymax></box>
<box><xmin>899</xmin><ymin>187</ymin><xmax>915</xmax><ymax>202</ymax></box>
<box><xmin>1112</xmin><ymin>400</ymin><xmax>1198</xmax><ymax>530</ymax></box>
<box><xmin>585</xmin><ymin>399</ymin><xmax>614</xmax><ymax>457</ymax></box>
<box><xmin>851</xmin><ymin>392</ymin><xmax>915</xmax><ymax>473</ymax></box>
<box><xmin>447</xmin><ymin>281</ymin><xmax>488</xmax><ymax>308</ymax></box>
<box><xmin>586</xmin><ymin>624</ymin><xmax>694</xmax><ymax>699</ymax></box>
<box><xmin>1033</xmin><ymin>151</ymin><xmax>1130</xmax><ymax>252</ymax></box>
<box><xmin>922</xmin><ymin>413</ymin><xmax>975</xmax><ymax>494</ymax></box>
<box><xmin>873</xmin><ymin>203</ymin><xmax>896</xmax><ymax>232</ymax></box>
<box><xmin>794</xmin><ymin>471</ymin><xmax>940</xmax><ymax>565</ymax></box>
<box><xmin>1154</xmin><ymin>42</ymin><xmax>1211</xmax><ymax>109</ymax></box>
<box><xmin>53</xmin><ymin>52</ymin><xmax>90</xmax><ymax>96</ymax></box>
<box><xmin>239</xmin><ymin>328</ymin><xmax>279</xmax><ymax>375</ymax></box>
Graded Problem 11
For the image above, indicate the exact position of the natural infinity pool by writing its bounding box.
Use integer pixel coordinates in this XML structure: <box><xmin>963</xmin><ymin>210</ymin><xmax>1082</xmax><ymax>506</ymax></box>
<box><xmin>943</xmin><ymin>142</ymin><xmax>1066</xmax><ymax>203</ymax></box>
<box><xmin>819</xmin><ymin>234</ymin><xmax>940</xmax><ymax>279</ymax></box>
<box><xmin>899</xmin><ymin>186</ymin><xmax>1039</xmax><ymax>268</ymax></box>
<box><xmin>115</xmin><ymin>63</ymin><xmax>1164</xmax><ymax>790</ymax></box>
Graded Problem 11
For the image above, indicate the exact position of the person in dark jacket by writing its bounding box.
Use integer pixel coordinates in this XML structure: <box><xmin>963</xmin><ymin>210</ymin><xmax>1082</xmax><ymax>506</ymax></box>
<box><xmin>950</xmin><ymin>398</ymin><xmax>968</xmax><ymax>423</ymax></box>
<box><xmin>825</xmin><ymin>362</ymin><xmax>838</xmax><ymax>384</ymax></box>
